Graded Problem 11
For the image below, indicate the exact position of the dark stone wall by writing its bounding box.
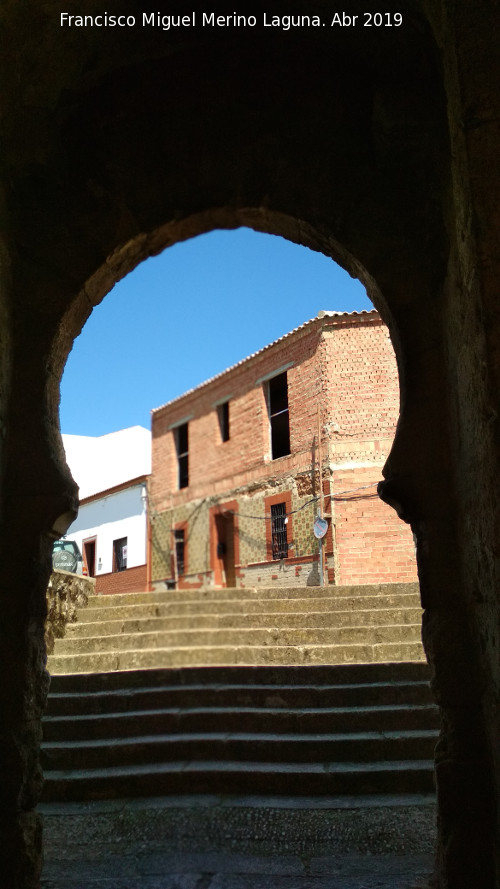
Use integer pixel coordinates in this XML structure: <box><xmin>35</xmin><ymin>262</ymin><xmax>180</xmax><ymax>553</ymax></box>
<box><xmin>0</xmin><ymin>2</ymin><xmax>498</xmax><ymax>886</ymax></box>
<box><xmin>432</xmin><ymin>6</ymin><xmax>500</xmax><ymax>884</ymax></box>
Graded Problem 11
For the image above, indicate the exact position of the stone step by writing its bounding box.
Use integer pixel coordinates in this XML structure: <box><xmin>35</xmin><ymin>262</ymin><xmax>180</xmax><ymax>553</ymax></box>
<box><xmin>42</xmin><ymin>663</ymin><xmax>437</xmax><ymax>803</ymax></box>
<box><xmin>83</xmin><ymin>582</ymin><xmax>420</xmax><ymax>609</ymax></box>
<box><xmin>64</xmin><ymin>607</ymin><xmax>424</xmax><ymax>638</ymax></box>
<box><xmin>42</xmin><ymin>702</ymin><xmax>440</xmax><ymax>742</ymax></box>
<box><xmin>41</xmin><ymin>729</ymin><xmax>438</xmax><ymax>772</ymax></box>
<box><xmin>46</xmin><ymin>663</ymin><xmax>433</xmax><ymax>708</ymax></box>
<box><xmin>48</xmin><ymin>661</ymin><xmax>432</xmax><ymax>690</ymax></box>
<box><xmin>46</xmin><ymin>680</ymin><xmax>434</xmax><ymax>717</ymax></box>
<box><xmin>78</xmin><ymin>593</ymin><xmax>421</xmax><ymax>624</ymax></box>
<box><xmin>41</xmin><ymin>758</ymin><xmax>435</xmax><ymax>802</ymax></box>
<box><xmin>47</xmin><ymin>640</ymin><xmax>426</xmax><ymax>673</ymax></box>
<box><xmin>53</xmin><ymin>623</ymin><xmax>422</xmax><ymax>655</ymax></box>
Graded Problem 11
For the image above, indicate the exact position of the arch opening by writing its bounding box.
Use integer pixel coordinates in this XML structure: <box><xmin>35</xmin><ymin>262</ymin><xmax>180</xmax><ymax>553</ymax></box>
<box><xmin>53</xmin><ymin>222</ymin><xmax>417</xmax><ymax>610</ymax></box>
<box><xmin>42</xmin><ymin>224</ymin><xmax>430</xmax><ymax>875</ymax></box>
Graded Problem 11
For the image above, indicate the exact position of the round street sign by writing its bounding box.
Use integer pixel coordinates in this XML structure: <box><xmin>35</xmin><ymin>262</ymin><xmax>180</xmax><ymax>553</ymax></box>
<box><xmin>313</xmin><ymin>516</ymin><xmax>328</xmax><ymax>539</ymax></box>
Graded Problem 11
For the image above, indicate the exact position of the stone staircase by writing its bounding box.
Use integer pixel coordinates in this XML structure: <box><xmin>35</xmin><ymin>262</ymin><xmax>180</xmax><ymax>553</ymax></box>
<box><xmin>42</xmin><ymin>583</ymin><xmax>436</xmax><ymax>804</ymax></box>
<box><xmin>42</xmin><ymin>662</ymin><xmax>438</xmax><ymax>802</ymax></box>
<box><xmin>46</xmin><ymin>582</ymin><xmax>425</xmax><ymax>673</ymax></box>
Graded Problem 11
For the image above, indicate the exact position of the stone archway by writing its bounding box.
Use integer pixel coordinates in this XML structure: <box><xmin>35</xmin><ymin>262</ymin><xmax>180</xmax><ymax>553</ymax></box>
<box><xmin>1</xmin><ymin>3</ymin><xmax>499</xmax><ymax>887</ymax></box>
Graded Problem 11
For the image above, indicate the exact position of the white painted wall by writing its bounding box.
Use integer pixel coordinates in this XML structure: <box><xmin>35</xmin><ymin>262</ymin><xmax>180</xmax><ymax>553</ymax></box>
<box><xmin>62</xmin><ymin>426</ymin><xmax>151</xmax><ymax>499</ymax></box>
<box><xmin>64</xmin><ymin>483</ymin><xmax>147</xmax><ymax>575</ymax></box>
<box><xmin>60</xmin><ymin>426</ymin><xmax>151</xmax><ymax>576</ymax></box>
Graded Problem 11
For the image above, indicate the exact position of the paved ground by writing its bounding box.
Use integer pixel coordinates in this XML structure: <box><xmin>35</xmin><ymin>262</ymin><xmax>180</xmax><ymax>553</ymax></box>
<box><xmin>41</xmin><ymin>794</ymin><xmax>437</xmax><ymax>889</ymax></box>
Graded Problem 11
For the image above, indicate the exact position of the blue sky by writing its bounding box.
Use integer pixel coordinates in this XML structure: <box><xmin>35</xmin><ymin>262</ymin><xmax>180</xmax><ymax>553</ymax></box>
<box><xmin>59</xmin><ymin>228</ymin><xmax>371</xmax><ymax>437</ymax></box>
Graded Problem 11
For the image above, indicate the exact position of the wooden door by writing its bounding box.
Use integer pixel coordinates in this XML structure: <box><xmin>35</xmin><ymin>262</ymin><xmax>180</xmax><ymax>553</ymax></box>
<box><xmin>214</xmin><ymin>513</ymin><xmax>236</xmax><ymax>588</ymax></box>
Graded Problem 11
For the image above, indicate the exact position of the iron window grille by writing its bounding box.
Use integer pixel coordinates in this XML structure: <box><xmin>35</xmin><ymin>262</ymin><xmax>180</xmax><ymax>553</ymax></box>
<box><xmin>174</xmin><ymin>529</ymin><xmax>185</xmax><ymax>576</ymax></box>
<box><xmin>270</xmin><ymin>502</ymin><xmax>288</xmax><ymax>560</ymax></box>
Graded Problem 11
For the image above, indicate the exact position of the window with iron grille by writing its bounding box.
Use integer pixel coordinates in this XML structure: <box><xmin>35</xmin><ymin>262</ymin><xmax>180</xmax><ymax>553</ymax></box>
<box><xmin>270</xmin><ymin>502</ymin><xmax>288</xmax><ymax>560</ymax></box>
<box><xmin>268</xmin><ymin>372</ymin><xmax>290</xmax><ymax>459</ymax></box>
<box><xmin>113</xmin><ymin>537</ymin><xmax>127</xmax><ymax>573</ymax></box>
<box><xmin>174</xmin><ymin>528</ymin><xmax>185</xmax><ymax>576</ymax></box>
<box><xmin>175</xmin><ymin>422</ymin><xmax>189</xmax><ymax>489</ymax></box>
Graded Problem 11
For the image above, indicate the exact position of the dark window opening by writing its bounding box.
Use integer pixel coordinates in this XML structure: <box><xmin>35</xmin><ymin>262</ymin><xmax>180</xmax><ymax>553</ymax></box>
<box><xmin>217</xmin><ymin>401</ymin><xmax>230</xmax><ymax>442</ymax></box>
<box><xmin>113</xmin><ymin>537</ymin><xmax>127</xmax><ymax>572</ymax></box>
<box><xmin>83</xmin><ymin>539</ymin><xmax>96</xmax><ymax>577</ymax></box>
<box><xmin>175</xmin><ymin>422</ymin><xmax>189</xmax><ymax>489</ymax></box>
<box><xmin>268</xmin><ymin>372</ymin><xmax>290</xmax><ymax>459</ymax></box>
<box><xmin>271</xmin><ymin>502</ymin><xmax>288</xmax><ymax>560</ymax></box>
<box><xmin>174</xmin><ymin>529</ymin><xmax>185</xmax><ymax>576</ymax></box>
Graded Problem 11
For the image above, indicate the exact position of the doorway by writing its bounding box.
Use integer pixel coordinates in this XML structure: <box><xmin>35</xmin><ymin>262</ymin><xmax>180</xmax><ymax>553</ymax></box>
<box><xmin>83</xmin><ymin>537</ymin><xmax>96</xmax><ymax>578</ymax></box>
<box><xmin>211</xmin><ymin>507</ymin><xmax>237</xmax><ymax>588</ymax></box>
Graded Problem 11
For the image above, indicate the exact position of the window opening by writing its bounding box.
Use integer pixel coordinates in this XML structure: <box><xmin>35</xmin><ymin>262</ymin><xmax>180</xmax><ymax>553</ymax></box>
<box><xmin>271</xmin><ymin>502</ymin><xmax>288</xmax><ymax>559</ymax></box>
<box><xmin>83</xmin><ymin>538</ymin><xmax>96</xmax><ymax>577</ymax></box>
<box><xmin>113</xmin><ymin>537</ymin><xmax>127</xmax><ymax>572</ymax></box>
<box><xmin>217</xmin><ymin>401</ymin><xmax>230</xmax><ymax>442</ymax></box>
<box><xmin>268</xmin><ymin>372</ymin><xmax>290</xmax><ymax>459</ymax></box>
<box><xmin>175</xmin><ymin>422</ymin><xmax>189</xmax><ymax>488</ymax></box>
<box><xmin>174</xmin><ymin>529</ymin><xmax>185</xmax><ymax>576</ymax></box>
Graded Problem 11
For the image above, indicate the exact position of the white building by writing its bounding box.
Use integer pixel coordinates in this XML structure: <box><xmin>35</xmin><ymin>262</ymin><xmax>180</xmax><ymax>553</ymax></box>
<box><xmin>62</xmin><ymin>426</ymin><xmax>151</xmax><ymax>595</ymax></box>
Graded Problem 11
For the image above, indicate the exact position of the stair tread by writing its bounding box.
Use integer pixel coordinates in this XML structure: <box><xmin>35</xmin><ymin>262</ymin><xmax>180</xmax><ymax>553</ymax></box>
<box><xmin>44</xmin><ymin>758</ymin><xmax>434</xmax><ymax>780</ymax></box>
<box><xmin>47</xmin><ymin>642</ymin><xmax>426</xmax><ymax>671</ymax></box>
<box><xmin>43</xmin><ymin>703</ymin><xmax>437</xmax><ymax>721</ymax></box>
<box><xmin>84</xmin><ymin>583</ymin><xmax>419</xmax><ymax>604</ymax></box>
<box><xmin>57</xmin><ymin>623</ymin><xmax>422</xmax><ymax>640</ymax></box>
<box><xmin>48</xmin><ymin>678</ymin><xmax>431</xmax><ymax>693</ymax></box>
<box><xmin>42</xmin><ymin>728</ymin><xmax>438</xmax><ymax>748</ymax></box>
<box><xmin>50</xmin><ymin>640</ymin><xmax>424</xmax><ymax>653</ymax></box>
<box><xmin>80</xmin><ymin>595</ymin><xmax>421</xmax><ymax>608</ymax></box>
<box><xmin>66</xmin><ymin>609</ymin><xmax>424</xmax><ymax>636</ymax></box>
<box><xmin>77</xmin><ymin>597</ymin><xmax>421</xmax><ymax>621</ymax></box>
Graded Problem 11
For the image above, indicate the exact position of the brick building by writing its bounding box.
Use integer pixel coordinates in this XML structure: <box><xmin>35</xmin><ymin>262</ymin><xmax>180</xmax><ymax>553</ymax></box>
<box><xmin>149</xmin><ymin>311</ymin><xmax>417</xmax><ymax>589</ymax></box>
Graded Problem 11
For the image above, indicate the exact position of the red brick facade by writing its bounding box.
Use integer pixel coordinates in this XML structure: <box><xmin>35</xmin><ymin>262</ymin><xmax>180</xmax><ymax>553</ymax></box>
<box><xmin>333</xmin><ymin>466</ymin><xmax>416</xmax><ymax>585</ymax></box>
<box><xmin>96</xmin><ymin>564</ymin><xmax>148</xmax><ymax>596</ymax></box>
<box><xmin>149</xmin><ymin>311</ymin><xmax>417</xmax><ymax>588</ymax></box>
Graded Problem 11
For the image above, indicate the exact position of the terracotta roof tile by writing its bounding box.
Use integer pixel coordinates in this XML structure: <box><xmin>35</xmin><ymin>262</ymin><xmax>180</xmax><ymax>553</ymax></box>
<box><xmin>152</xmin><ymin>309</ymin><xmax>378</xmax><ymax>415</ymax></box>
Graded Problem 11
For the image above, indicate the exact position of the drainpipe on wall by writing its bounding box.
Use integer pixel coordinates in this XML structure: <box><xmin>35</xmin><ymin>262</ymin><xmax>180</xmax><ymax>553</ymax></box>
<box><xmin>317</xmin><ymin>405</ymin><xmax>327</xmax><ymax>587</ymax></box>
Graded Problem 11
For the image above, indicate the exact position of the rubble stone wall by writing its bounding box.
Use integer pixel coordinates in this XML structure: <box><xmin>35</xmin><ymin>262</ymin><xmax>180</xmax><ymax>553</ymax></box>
<box><xmin>45</xmin><ymin>571</ymin><xmax>95</xmax><ymax>655</ymax></box>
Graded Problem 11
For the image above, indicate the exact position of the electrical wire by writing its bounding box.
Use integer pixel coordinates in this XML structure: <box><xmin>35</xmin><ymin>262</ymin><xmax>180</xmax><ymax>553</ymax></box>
<box><xmin>220</xmin><ymin>482</ymin><xmax>380</xmax><ymax>521</ymax></box>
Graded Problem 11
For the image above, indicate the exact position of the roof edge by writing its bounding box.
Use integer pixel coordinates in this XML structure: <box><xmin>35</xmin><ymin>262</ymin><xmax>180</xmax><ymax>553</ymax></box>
<box><xmin>152</xmin><ymin>309</ymin><xmax>378</xmax><ymax>416</ymax></box>
<box><xmin>78</xmin><ymin>474</ymin><xmax>149</xmax><ymax>505</ymax></box>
